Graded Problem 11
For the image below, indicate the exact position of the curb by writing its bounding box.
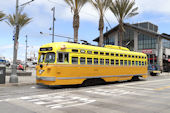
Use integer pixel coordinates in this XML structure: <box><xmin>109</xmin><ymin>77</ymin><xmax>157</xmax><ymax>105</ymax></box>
<box><xmin>0</xmin><ymin>82</ymin><xmax>36</xmax><ymax>87</ymax></box>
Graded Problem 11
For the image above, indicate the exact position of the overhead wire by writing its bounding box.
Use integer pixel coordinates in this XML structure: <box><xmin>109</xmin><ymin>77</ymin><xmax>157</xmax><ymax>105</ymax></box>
<box><xmin>47</xmin><ymin>0</ymin><xmax>112</xmax><ymax>29</ymax></box>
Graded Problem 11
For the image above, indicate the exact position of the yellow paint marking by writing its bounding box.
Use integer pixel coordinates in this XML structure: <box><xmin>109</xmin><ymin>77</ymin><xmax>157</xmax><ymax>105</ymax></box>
<box><xmin>155</xmin><ymin>86</ymin><xmax>170</xmax><ymax>90</ymax></box>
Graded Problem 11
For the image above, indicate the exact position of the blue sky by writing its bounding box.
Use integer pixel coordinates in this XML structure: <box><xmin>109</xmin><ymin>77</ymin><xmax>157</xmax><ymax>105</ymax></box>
<box><xmin>0</xmin><ymin>0</ymin><xmax>170</xmax><ymax>61</ymax></box>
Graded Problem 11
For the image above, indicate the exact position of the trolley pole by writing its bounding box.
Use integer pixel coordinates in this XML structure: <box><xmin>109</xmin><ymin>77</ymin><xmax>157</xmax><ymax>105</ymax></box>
<box><xmin>51</xmin><ymin>7</ymin><xmax>55</xmax><ymax>43</ymax></box>
<box><xmin>10</xmin><ymin>0</ymin><xmax>19</xmax><ymax>83</ymax></box>
<box><xmin>25</xmin><ymin>35</ymin><xmax>28</xmax><ymax>71</ymax></box>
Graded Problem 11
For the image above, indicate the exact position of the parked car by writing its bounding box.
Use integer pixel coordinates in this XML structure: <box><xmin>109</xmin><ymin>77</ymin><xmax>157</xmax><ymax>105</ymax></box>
<box><xmin>148</xmin><ymin>64</ymin><xmax>161</xmax><ymax>76</ymax></box>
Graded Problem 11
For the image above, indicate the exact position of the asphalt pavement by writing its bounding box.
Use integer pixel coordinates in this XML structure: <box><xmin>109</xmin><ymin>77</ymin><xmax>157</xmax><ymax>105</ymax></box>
<box><xmin>0</xmin><ymin>74</ymin><xmax>170</xmax><ymax>113</ymax></box>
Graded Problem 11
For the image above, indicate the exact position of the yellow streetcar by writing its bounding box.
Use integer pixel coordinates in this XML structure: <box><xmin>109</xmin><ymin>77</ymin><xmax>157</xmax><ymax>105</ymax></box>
<box><xmin>36</xmin><ymin>42</ymin><xmax>148</xmax><ymax>86</ymax></box>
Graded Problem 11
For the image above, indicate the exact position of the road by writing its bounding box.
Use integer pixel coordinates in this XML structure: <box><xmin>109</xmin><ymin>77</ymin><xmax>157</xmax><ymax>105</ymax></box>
<box><xmin>0</xmin><ymin>75</ymin><xmax>170</xmax><ymax>113</ymax></box>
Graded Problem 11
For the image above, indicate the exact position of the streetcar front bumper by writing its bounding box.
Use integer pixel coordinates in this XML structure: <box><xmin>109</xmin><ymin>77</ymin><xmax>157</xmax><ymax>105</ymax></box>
<box><xmin>36</xmin><ymin>76</ymin><xmax>56</xmax><ymax>81</ymax></box>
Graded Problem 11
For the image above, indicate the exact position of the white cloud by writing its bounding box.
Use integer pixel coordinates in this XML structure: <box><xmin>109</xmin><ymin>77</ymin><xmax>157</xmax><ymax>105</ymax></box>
<box><xmin>136</xmin><ymin>0</ymin><xmax>170</xmax><ymax>14</ymax></box>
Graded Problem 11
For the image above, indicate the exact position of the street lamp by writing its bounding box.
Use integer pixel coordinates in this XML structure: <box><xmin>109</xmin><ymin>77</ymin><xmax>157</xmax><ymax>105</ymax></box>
<box><xmin>10</xmin><ymin>0</ymin><xmax>34</xmax><ymax>83</ymax></box>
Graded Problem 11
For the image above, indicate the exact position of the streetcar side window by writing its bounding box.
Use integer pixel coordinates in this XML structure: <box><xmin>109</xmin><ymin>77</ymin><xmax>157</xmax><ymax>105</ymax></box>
<box><xmin>72</xmin><ymin>57</ymin><xmax>78</xmax><ymax>64</ymax></box>
<box><xmin>80</xmin><ymin>57</ymin><xmax>86</xmax><ymax>64</ymax></box>
<box><xmin>111</xmin><ymin>59</ymin><xmax>114</xmax><ymax>65</ymax></box>
<box><xmin>94</xmin><ymin>58</ymin><xmax>98</xmax><ymax>64</ymax></box>
<box><xmin>111</xmin><ymin>53</ymin><xmax>114</xmax><ymax>56</ymax></box>
<box><xmin>87</xmin><ymin>58</ymin><xmax>92</xmax><ymax>64</ymax></box>
<box><xmin>124</xmin><ymin>60</ymin><xmax>127</xmax><ymax>66</ymax></box>
<box><xmin>100</xmin><ymin>59</ymin><xmax>104</xmax><ymax>65</ymax></box>
<box><xmin>72</xmin><ymin>49</ymin><xmax>78</xmax><ymax>52</ymax></box>
<box><xmin>132</xmin><ymin>61</ymin><xmax>135</xmax><ymax>65</ymax></box>
<box><xmin>128</xmin><ymin>60</ymin><xmax>131</xmax><ymax>66</ymax></box>
<box><xmin>106</xmin><ymin>53</ymin><xmax>109</xmax><ymax>56</ymax></box>
<box><xmin>116</xmin><ymin>60</ymin><xmax>119</xmax><ymax>65</ymax></box>
<box><xmin>136</xmin><ymin>61</ymin><xmax>138</xmax><ymax>66</ymax></box>
<box><xmin>139</xmin><ymin>61</ymin><xmax>141</xmax><ymax>66</ymax></box>
<box><xmin>120</xmin><ymin>60</ymin><xmax>123</xmax><ymax>65</ymax></box>
<box><xmin>94</xmin><ymin>51</ymin><xmax>98</xmax><ymax>55</ymax></box>
<box><xmin>58</xmin><ymin>53</ymin><xmax>64</xmax><ymax>62</ymax></box>
<box><xmin>105</xmin><ymin>59</ymin><xmax>109</xmax><ymax>65</ymax></box>
<box><xmin>57</xmin><ymin>53</ymin><xmax>69</xmax><ymax>63</ymax></box>
<box><xmin>100</xmin><ymin>52</ymin><xmax>104</xmax><ymax>55</ymax></box>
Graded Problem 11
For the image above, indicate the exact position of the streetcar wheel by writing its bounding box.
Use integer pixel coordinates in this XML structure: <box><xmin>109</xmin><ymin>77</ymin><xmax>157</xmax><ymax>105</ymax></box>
<box><xmin>131</xmin><ymin>76</ymin><xmax>140</xmax><ymax>81</ymax></box>
<box><xmin>82</xmin><ymin>78</ymin><xmax>105</xmax><ymax>87</ymax></box>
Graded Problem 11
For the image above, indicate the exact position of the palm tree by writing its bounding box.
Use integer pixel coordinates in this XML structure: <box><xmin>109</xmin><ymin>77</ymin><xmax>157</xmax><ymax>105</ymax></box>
<box><xmin>6</xmin><ymin>13</ymin><xmax>32</xmax><ymax>40</ymax></box>
<box><xmin>90</xmin><ymin>0</ymin><xmax>112</xmax><ymax>47</ymax></box>
<box><xmin>110</xmin><ymin>0</ymin><xmax>138</xmax><ymax>46</ymax></box>
<box><xmin>0</xmin><ymin>11</ymin><xmax>6</xmax><ymax>21</ymax></box>
<box><xmin>64</xmin><ymin>0</ymin><xmax>88</xmax><ymax>43</ymax></box>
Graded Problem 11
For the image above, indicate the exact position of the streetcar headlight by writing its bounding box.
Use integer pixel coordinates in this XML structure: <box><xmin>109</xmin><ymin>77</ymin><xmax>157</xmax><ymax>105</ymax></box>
<box><xmin>39</xmin><ymin>70</ymin><xmax>44</xmax><ymax>74</ymax></box>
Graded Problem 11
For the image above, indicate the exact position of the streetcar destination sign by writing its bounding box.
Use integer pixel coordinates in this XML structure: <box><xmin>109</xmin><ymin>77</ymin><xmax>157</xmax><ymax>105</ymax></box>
<box><xmin>40</xmin><ymin>47</ymin><xmax>53</xmax><ymax>51</ymax></box>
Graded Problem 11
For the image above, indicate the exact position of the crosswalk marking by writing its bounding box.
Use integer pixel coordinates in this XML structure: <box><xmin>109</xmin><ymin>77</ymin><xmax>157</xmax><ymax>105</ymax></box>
<box><xmin>85</xmin><ymin>88</ymin><xmax>139</xmax><ymax>96</ymax></box>
<box><xmin>19</xmin><ymin>93</ymin><xmax>96</xmax><ymax>109</ymax></box>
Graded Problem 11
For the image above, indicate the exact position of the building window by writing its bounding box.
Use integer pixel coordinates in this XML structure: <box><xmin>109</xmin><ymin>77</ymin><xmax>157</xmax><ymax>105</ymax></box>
<box><xmin>138</xmin><ymin>33</ymin><xmax>157</xmax><ymax>50</ymax></box>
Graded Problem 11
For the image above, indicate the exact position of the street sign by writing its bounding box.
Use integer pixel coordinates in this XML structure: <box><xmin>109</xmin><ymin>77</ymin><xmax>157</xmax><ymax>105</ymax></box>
<box><xmin>142</xmin><ymin>49</ymin><xmax>153</xmax><ymax>54</ymax></box>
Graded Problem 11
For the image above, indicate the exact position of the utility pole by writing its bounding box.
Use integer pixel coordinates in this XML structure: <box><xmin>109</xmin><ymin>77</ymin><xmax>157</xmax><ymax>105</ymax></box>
<box><xmin>10</xmin><ymin>0</ymin><xmax>34</xmax><ymax>83</ymax></box>
<box><xmin>25</xmin><ymin>35</ymin><xmax>28</xmax><ymax>71</ymax></box>
<box><xmin>51</xmin><ymin>7</ymin><xmax>55</xmax><ymax>43</ymax></box>
<box><xmin>10</xmin><ymin>0</ymin><xmax>19</xmax><ymax>83</ymax></box>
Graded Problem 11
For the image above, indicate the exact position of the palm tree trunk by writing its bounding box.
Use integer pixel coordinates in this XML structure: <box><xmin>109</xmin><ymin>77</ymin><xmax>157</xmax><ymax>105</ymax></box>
<box><xmin>73</xmin><ymin>9</ymin><xmax>79</xmax><ymax>43</ymax></box>
<box><xmin>119</xmin><ymin>30</ymin><xmax>123</xmax><ymax>46</ymax></box>
<box><xmin>98</xmin><ymin>16</ymin><xmax>104</xmax><ymax>47</ymax></box>
<box><xmin>119</xmin><ymin>21</ymin><xmax>124</xmax><ymax>46</ymax></box>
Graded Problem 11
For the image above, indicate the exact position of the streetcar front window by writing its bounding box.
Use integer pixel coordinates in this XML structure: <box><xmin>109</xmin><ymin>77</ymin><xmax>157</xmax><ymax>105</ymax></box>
<box><xmin>39</xmin><ymin>53</ymin><xmax>45</xmax><ymax>63</ymax></box>
<box><xmin>45</xmin><ymin>52</ymin><xmax>55</xmax><ymax>63</ymax></box>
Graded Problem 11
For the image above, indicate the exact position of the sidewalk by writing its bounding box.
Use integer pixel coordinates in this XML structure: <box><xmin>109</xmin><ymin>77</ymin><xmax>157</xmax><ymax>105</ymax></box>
<box><xmin>4</xmin><ymin>68</ymin><xmax>36</xmax><ymax>86</ymax></box>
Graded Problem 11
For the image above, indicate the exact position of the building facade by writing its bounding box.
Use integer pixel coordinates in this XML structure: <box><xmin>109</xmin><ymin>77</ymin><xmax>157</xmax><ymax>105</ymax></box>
<box><xmin>93</xmin><ymin>22</ymin><xmax>170</xmax><ymax>71</ymax></box>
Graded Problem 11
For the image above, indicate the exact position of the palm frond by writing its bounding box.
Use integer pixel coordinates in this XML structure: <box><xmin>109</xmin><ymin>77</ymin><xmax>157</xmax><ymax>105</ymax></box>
<box><xmin>0</xmin><ymin>11</ymin><xmax>6</xmax><ymax>21</ymax></box>
<box><xmin>64</xmin><ymin>0</ymin><xmax>88</xmax><ymax>13</ymax></box>
<box><xmin>6</xmin><ymin>12</ymin><xmax>32</xmax><ymax>29</ymax></box>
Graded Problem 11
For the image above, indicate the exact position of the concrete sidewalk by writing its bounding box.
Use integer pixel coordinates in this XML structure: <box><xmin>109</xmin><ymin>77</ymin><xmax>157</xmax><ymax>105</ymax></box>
<box><xmin>4</xmin><ymin>68</ymin><xmax>36</xmax><ymax>86</ymax></box>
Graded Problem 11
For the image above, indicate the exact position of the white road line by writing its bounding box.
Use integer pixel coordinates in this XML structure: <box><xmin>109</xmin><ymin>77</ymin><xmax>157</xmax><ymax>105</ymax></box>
<box><xmin>117</xmin><ymin>85</ymin><xmax>154</xmax><ymax>91</ymax></box>
<box><xmin>115</xmin><ymin>79</ymin><xmax>170</xmax><ymax>87</ymax></box>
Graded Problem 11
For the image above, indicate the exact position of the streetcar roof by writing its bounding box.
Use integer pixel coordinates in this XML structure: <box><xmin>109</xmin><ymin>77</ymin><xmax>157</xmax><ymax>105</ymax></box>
<box><xmin>39</xmin><ymin>42</ymin><xmax>146</xmax><ymax>56</ymax></box>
